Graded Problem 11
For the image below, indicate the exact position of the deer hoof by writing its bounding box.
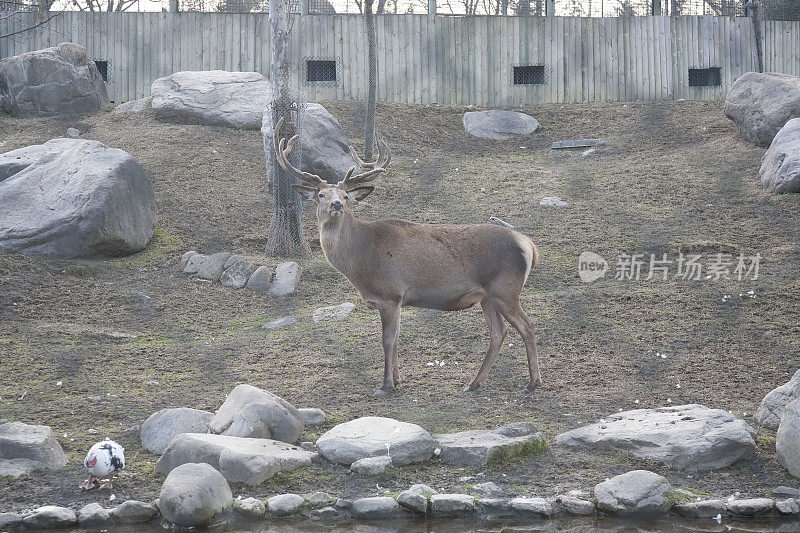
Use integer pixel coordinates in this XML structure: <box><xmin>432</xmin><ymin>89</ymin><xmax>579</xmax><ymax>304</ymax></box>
<box><xmin>463</xmin><ymin>381</ymin><xmax>482</xmax><ymax>392</ymax></box>
<box><xmin>373</xmin><ymin>385</ymin><xmax>395</xmax><ymax>397</ymax></box>
<box><xmin>524</xmin><ymin>380</ymin><xmax>542</xmax><ymax>393</ymax></box>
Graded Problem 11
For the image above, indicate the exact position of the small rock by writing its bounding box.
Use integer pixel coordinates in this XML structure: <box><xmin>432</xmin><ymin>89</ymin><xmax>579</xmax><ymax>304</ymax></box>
<box><xmin>77</xmin><ymin>503</ymin><xmax>113</xmax><ymax>527</ymax></box>
<box><xmin>556</xmin><ymin>494</ymin><xmax>596</xmax><ymax>516</ymax></box>
<box><xmin>350</xmin><ymin>455</ymin><xmax>392</xmax><ymax>475</ymax></box>
<box><xmin>476</xmin><ymin>498</ymin><xmax>516</xmax><ymax>519</ymax></box>
<box><xmin>306</xmin><ymin>492</ymin><xmax>334</xmax><ymax>509</ymax></box>
<box><xmin>67</xmin><ymin>127</ymin><xmax>80</xmax><ymax>137</ymax></box>
<box><xmin>673</xmin><ymin>499</ymin><xmax>726</xmax><ymax>518</ymax></box>
<box><xmin>313</xmin><ymin>302</ymin><xmax>356</xmax><ymax>323</ymax></box>
<box><xmin>87</xmin><ymin>428</ymin><xmax>98</xmax><ymax>434</ymax></box>
<box><xmin>776</xmin><ymin>498</ymin><xmax>800</xmax><ymax>514</ymax></box>
<box><xmin>209</xmin><ymin>383</ymin><xmax>304</xmax><ymax>443</ymax></box>
<box><xmin>140</xmin><ymin>407</ymin><xmax>213</xmax><ymax>455</ymax></box>
<box><xmin>0</xmin><ymin>421</ymin><xmax>68</xmax><ymax>477</ymax></box>
<box><xmin>594</xmin><ymin>470</ymin><xmax>672</xmax><ymax>514</ymax></box>
<box><xmin>183</xmin><ymin>253</ymin><xmax>206</xmax><ymax>274</ymax></box>
<box><xmin>22</xmin><ymin>506</ymin><xmax>77</xmax><ymax>529</ymax></box>
<box><xmin>0</xmin><ymin>513</ymin><xmax>22</xmax><ymax>529</ymax></box>
<box><xmin>509</xmin><ymin>497</ymin><xmax>553</xmax><ymax>517</ymax></box>
<box><xmin>221</xmin><ymin>260</ymin><xmax>258</xmax><ymax>289</ymax></box>
<box><xmin>195</xmin><ymin>252</ymin><xmax>232</xmax><ymax>281</ymax></box>
<box><xmin>158</xmin><ymin>462</ymin><xmax>233</xmax><ymax>527</ymax></box>
<box><xmin>112</xmin><ymin>500</ymin><xmax>159</xmax><ymax>524</ymax></box>
<box><xmin>267</xmin><ymin>493</ymin><xmax>304</xmax><ymax>516</ymax></box>
<box><xmin>430</xmin><ymin>494</ymin><xmax>475</xmax><ymax>516</ymax></box>
<box><xmin>316</xmin><ymin>416</ymin><xmax>436</xmax><ymax>466</ymax></box>
<box><xmin>233</xmin><ymin>497</ymin><xmax>266</xmax><ymax>517</ymax></box>
<box><xmin>774</xmin><ymin>486</ymin><xmax>800</xmax><ymax>498</ymax></box>
<box><xmin>113</xmin><ymin>96</ymin><xmax>152</xmax><ymax>113</ymax></box>
<box><xmin>245</xmin><ymin>266</ymin><xmax>272</xmax><ymax>292</ymax></box>
<box><xmin>539</xmin><ymin>196</ymin><xmax>569</xmax><ymax>207</ymax></box>
<box><xmin>269</xmin><ymin>261</ymin><xmax>303</xmax><ymax>296</ymax></box>
<box><xmin>298</xmin><ymin>407</ymin><xmax>326</xmax><ymax>426</ymax></box>
<box><xmin>726</xmin><ymin>498</ymin><xmax>775</xmax><ymax>516</ymax></box>
<box><xmin>155</xmin><ymin>433</ymin><xmax>316</xmax><ymax>485</ymax></box>
<box><xmin>397</xmin><ymin>483</ymin><xmax>437</xmax><ymax>515</ymax></box>
<box><xmin>434</xmin><ymin>422</ymin><xmax>546</xmax><ymax>466</ymax></box>
<box><xmin>263</xmin><ymin>316</ymin><xmax>296</xmax><ymax>330</ymax></box>
<box><xmin>300</xmin><ymin>441</ymin><xmax>315</xmax><ymax>451</ymax></box>
<box><xmin>472</xmin><ymin>482</ymin><xmax>505</xmax><ymax>497</ymax></box>
<box><xmin>224</xmin><ymin>255</ymin><xmax>239</xmax><ymax>269</ymax></box>
<box><xmin>351</xmin><ymin>497</ymin><xmax>403</xmax><ymax>519</ymax></box>
<box><xmin>463</xmin><ymin>110</ymin><xmax>539</xmax><ymax>140</ymax></box>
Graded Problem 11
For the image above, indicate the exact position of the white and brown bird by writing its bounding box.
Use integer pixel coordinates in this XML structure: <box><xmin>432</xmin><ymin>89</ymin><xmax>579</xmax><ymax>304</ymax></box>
<box><xmin>81</xmin><ymin>439</ymin><xmax>125</xmax><ymax>490</ymax></box>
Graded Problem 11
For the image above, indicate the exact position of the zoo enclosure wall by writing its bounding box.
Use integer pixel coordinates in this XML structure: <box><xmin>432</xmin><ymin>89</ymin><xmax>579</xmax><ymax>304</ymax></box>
<box><xmin>0</xmin><ymin>12</ymin><xmax>798</xmax><ymax>105</ymax></box>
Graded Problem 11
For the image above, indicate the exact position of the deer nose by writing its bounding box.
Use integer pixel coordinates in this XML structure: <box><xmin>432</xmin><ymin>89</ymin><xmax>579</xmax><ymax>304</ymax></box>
<box><xmin>331</xmin><ymin>201</ymin><xmax>343</xmax><ymax>210</ymax></box>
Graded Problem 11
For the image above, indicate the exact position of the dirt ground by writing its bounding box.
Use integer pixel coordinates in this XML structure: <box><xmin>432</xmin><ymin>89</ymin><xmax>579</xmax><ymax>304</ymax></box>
<box><xmin>1</xmin><ymin>100</ymin><xmax>799</xmax><ymax>514</ymax></box>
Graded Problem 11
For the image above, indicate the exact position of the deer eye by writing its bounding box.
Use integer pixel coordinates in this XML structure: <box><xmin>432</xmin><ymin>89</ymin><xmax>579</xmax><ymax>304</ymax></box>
<box><xmin>318</xmin><ymin>193</ymin><xmax>324</xmax><ymax>198</ymax></box>
<box><xmin>343</xmin><ymin>195</ymin><xmax>349</xmax><ymax>200</ymax></box>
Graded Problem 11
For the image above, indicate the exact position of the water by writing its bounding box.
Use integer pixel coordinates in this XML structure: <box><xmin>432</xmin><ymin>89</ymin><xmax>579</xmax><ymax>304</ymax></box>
<box><xmin>47</xmin><ymin>516</ymin><xmax>800</xmax><ymax>533</ymax></box>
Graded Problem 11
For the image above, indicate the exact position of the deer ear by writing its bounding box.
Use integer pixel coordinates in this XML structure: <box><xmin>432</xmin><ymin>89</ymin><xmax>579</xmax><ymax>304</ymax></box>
<box><xmin>348</xmin><ymin>186</ymin><xmax>375</xmax><ymax>202</ymax></box>
<box><xmin>291</xmin><ymin>184</ymin><xmax>318</xmax><ymax>201</ymax></box>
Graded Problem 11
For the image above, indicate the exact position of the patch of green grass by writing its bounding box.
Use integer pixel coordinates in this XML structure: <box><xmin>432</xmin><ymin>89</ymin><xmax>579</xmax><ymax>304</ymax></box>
<box><xmin>756</xmin><ymin>435</ymin><xmax>776</xmax><ymax>445</ymax></box>
<box><xmin>486</xmin><ymin>437</ymin><xmax>549</xmax><ymax>467</ymax></box>
<box><xmin>681</xmin><ymin>487</ymin><xmax>712</xmax><ymax>497</ymax></box>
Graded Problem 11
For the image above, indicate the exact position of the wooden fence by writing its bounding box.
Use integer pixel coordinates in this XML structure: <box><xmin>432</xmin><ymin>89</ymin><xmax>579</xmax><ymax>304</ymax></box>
<box><xmin>1</xmin><ymin>12</ymin><xmax>798</xmax><ymax>105</ymax></box>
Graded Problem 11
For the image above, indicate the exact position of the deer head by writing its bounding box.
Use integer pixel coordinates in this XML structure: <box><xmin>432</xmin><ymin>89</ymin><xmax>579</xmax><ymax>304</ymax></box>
<box><xmin>273</xmin><ymin>117</ymin><xmax>391</xmax><ymax>223</ymax></box>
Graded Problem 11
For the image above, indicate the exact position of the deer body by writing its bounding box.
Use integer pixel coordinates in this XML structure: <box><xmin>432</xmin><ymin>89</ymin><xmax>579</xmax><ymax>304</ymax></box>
<box><xmin>273</xmin><ymin>118</ymin><xmax>542</xmax><ymax>394</ymax></box>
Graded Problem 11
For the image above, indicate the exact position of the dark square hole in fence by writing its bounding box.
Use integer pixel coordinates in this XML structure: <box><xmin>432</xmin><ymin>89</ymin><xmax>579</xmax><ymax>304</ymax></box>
<box><xmin>93</xmin><ymin>59</ymin><xmax>108</xmax><ymax>81</ymax></box>
<box><xmin>513</xmin><ymin>65</ymin><xmax>546</xmax><ymax>85</ymax></box>
<box><xmin>307</xmin><ymin>60</ymin><xmax>336</xmax><ymax>83</ymax></box>
<box><xmin>688</xmin><ymin>67</ymin><xmax>721</xmax><ymax>87</ymax></box>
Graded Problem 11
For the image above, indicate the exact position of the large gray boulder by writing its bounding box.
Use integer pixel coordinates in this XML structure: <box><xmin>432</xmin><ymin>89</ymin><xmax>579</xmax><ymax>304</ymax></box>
<box><xmin>152</xmin><ymin>70</ymin><xmax>271</xmax><ymax>129</ymax></box>
<box><xmin>261</xmin><ymin>103</ymin><xmax>361</xmax><ymax>185</ymax></box>
<box><xmin>209</xmin><ymin>384</ymin><xmax>304</xmax><ymax>443</ymax></box>
<box><xmin>555</xmin><ymin>404</ymin><xmax>755</xmax><ymax>471</ymax></box>
<box><xmin>159</xmin><ymin>462</ymin><xmax>233</xmax><ymax>527</ymax></box>
<box><xmin>594</xmin><ymin>470</ymin><xmax>672</xmax><ymax>514</ymax></box>
<box><xmin>155</xmin><ymin>433</ymin><xmax>316</xmax><ymax>485</ymax></box>
<box><xmin>397</xmin><ymin>484</ymin><xmax>437</xmax><ymax>515</ymax></box>
<box><xmin>316</xmin><ymin>416</ymin><xmax>436</xmax><ymax>466</ymax></box>
<box><xmin>757</xmin><ymin>368</ymin><xmax>800</xmax><ymax>430</ymax></box>
<box><xmin>724</xmin><ymin>72</ymin><xmax>800</xmax><ymax>146</ymax></box>
<box><xmin>77</xmin><ymin>503</ymin><xmax>113</xmax><ymax>527</ymax></box>
<box><xmin>777</xmin><ymin>398</ymin><xmax>800</xmax><ymax>478</ymax></box>
<box><xmin>760</xmin><ymin>118</ymin><xmax>800</xmax><ymax>193</ymax></box>
<box><xmin>0</xmin><ymin>42</ymin><xmax>109</xmax><ymax>118</ymax></box>
<box><xmin>266</xmin><ymin>493</ymin><xmax>304</xmax><ymax>516</ymax></box>
<box><xmin>0</xmin><ymin>421</ymin><xmax>67</xmax><ymax>477</ymax></box>
<box><xmin>463</xmin><ymin>110</ymin><xmax>539</xmax><ymax>140</ymax></box>
<box><xmin>140</xmin><ymin>407</ymin><xmax>213</xmax><ymax>455</ymax></box>
<box><xmin>0</xmin><ymin>138</ymin><xmax>156</xmax><ymax>259</ymax></box>
<box><xmin>433</xmin><ymin>422</ymin><xmax>547</xmax><ymax>466</ymax></box>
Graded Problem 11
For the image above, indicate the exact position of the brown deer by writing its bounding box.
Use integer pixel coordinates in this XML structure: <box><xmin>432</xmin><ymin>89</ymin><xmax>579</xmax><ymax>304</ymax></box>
<box><xmin>273</xmin><ymin>118</ymin><xmax>542</xmax><ymax>395</ymax></box>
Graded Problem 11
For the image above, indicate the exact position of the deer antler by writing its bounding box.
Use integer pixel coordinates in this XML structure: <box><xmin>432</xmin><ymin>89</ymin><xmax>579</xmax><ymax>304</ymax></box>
<box><xmin>273</xmin><ymin>116</ymin><xmax>325</xmax><ymax>188</ymax></box>
<box><xmin>339</xmin><ymin>134</ymin><xmax>392</xmax><ymax>190</ymax></box>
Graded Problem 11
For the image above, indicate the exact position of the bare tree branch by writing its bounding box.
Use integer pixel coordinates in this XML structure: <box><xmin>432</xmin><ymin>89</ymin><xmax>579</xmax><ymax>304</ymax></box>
<box><xmin>0</xmin><ymin>10</ymin><xmax>60</xmax><ymax>38</ymax></box>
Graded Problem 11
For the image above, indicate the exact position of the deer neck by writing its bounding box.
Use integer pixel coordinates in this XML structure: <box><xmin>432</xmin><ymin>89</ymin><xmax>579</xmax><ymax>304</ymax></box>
<box><xmin>318</xmin><ymin>209</ymin><xmax>362</xmax><ymax>275</ymax></box>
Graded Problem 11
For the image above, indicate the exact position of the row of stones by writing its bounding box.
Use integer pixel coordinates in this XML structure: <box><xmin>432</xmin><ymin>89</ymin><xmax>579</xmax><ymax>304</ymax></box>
<box><xmin>179</xmin><ymin>251</ymin><xmax>302</xmax><ymax>295</ymax></box>
<box><xmin>5</xmin><ymin>470</ymin><xmax>799</xmax><ymax>531</ymax></box>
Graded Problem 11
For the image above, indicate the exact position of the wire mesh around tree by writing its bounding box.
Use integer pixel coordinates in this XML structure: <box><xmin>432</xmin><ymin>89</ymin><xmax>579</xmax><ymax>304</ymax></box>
<box><xmin>266</xmin><ymin>90</ymin><xmax>312</xmax><ymax>257</ymax></box>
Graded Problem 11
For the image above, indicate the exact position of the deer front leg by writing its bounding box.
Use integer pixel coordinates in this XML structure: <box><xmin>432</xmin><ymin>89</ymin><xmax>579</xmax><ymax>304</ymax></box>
<box><xmin>376</xmin><ymin>302</ymin><xmax>401</xmax><ymax>396</ymax></box>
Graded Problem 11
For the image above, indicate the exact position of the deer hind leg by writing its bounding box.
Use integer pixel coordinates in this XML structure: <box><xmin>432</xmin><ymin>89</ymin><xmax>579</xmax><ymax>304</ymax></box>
<box><xmin>499</xmin><ymin>300</ymin><xmax>542</xmax><ymax>392</ymax></box>
<box><xmin>376</xmin><ymin>302</ymin><xmax>401</xmax><ymax>395</ymax></box>
<box><xmin>465</xmin><ymin>301</ymin><xmax>507</xmax><ymax>392</ymax></box>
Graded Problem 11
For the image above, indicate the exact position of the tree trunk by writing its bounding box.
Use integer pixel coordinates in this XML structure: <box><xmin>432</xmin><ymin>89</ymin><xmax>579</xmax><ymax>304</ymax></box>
<box><xmin>266</xmin><ymin>0</ymin><xmax>311</xmax><ymax>257</ymax></box>
<box><xmin>169</xmin><ymin>0</ymin><xmax>179</xmax><ymax>11</ymax></box>
<box><xmin>363</xmin><ymin>0</ymin><xmax>377</xmax><ymax>159</ymax></box>
<box><xmin>747</xmin><ymin>0</ymin><xmax>764</xmax><ymax>73</ymax></box>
